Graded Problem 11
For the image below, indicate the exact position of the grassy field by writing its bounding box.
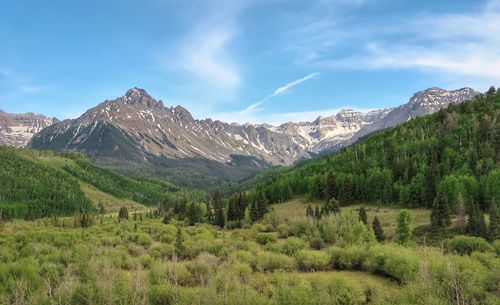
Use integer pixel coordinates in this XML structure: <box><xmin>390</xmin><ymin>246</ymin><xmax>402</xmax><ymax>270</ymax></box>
<box><xmin>0</xmin><ymin>200</ymin><xmax>498</xmax><ymax>305</ymax></box>
<box><xmin>80</xmin><ymin>182</ymin><xmax>148</xmax><ymax>213</ymax></box>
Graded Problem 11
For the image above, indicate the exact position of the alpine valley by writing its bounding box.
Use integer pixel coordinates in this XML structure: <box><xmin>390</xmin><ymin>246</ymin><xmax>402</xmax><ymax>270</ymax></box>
<box><xmin>0</xmin><ymin>86</ymin><xmax>479</xmax><ymax>188</ymax></box>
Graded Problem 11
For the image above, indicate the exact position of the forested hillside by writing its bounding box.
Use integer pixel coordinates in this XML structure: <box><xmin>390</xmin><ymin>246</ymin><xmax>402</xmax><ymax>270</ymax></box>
<box><xmin>0</xmin><ymin>147</ymin><xmax>189</xmax><ymax>219</ymax></box>
<box><xmin>250</xmin><ymin>90</ymin><xmax>499</xmax><ymax>212</ymax></box>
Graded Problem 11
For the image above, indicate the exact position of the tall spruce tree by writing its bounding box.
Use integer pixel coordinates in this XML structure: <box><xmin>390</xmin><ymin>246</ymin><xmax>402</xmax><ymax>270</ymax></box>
<box><xmin>372</xmin><ymin>216</ymin><xmax>385</xmax><ymax>242</ymax></box>
<box><xmin>431</xmin><ymin>191</ymin><xmax>451</xmax><ymax>234</ymax></box>
<box><xmin>325</xmin><ymin>171</ymin><xmax>336</xmax><ymax>201</ymax></box>
<box><xmin>358</xmin><ymin>207</ymin><xmax>368</xmax><ymax>225</ymax></box>
<box><xmin>456</xmin><ymin>194</ymin><xmax>467</xmax><ymax>233</ymax></box>
<box><xmin>488</xmin><ymin>198</ymin><xmax>499</xmax><ymax>241</ymax></box>
<box><xmin>213</xmin><ymin>189</ymin><xmax>225</xmax><ymax>228</ymax></box>
<box><xmin>425</xmin><ymin>160</ymin><xmax>437</xmax><ymax>208</ymax></box>
<box><xmin>395</xmin><ymin>210</ymin><xmax>413</xmax><ymax>246</ymax></box>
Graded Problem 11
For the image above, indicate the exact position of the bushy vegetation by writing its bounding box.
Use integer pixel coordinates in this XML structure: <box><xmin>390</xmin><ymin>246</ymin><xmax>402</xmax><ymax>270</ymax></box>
<box><xmin>0</xmin><ymin>207</ymin><xmax>498</xmax><ymax>305</ymax></box>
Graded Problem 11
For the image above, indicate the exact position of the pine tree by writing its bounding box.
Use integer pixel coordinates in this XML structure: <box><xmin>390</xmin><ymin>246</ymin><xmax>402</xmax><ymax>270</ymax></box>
<box><xmin>314</xmin><ymin>205</ymin><xmax>321</xmax><ymax>220</ymax></box>
<box><xmin>205</xmin><ymin>200</ymin><xmax>213</xmax><ymax>223</ymax></box>
<box><xmin>188</xmin><ymin>202</ymin><xmax>197</xmax><ymax>225</ymax></box>
<box><xmin>358</xmin><ymin>207</ymin><xmax>368</xmax><ymax>225</ymax></box>
<box><xmin>372</xmin><ymin>216</ymin><xmax>385</xmax><ymax>242</ymax></box>
<box><xmin>395</xmin><ymin>210</ymin><xmax>413</xmax><ymax>246</ymax></box>
<box><xmin>118</xmin><ymin>206</ymin><xmax>129</xmax><ymax>222</ymax></box>
<box><xmin>175</xmin><ymin>226</ymin><xmax>185</xmax><ymax>258</ymax></box>
<box><xmin>455</xmin><ymin>194</ymin><xmax>467</xmax><ymax>233</ymax></box>
<box><xmin>488</xmin><ymin>198</ymin><xmax>499</xmax><ymax>241</ymax></box>
<box><xmin>431</xmin><ymin>191</ymin><xmax>451</xmax><ymax>234</ymax></box>
<box><xmin>325</xmin><ymin>171</ymin><xmax>336</xmax><ymax>201</ymax></box>
<box><xmin>468</xmin><ymin>200</ymin><xmax>487</xmax><ymax>238</ymax></box>
<box><xmin>306</xmin><ymin>205</ymin><xmax>314</xmax><ymax>218</ymax></box>
<box><xmin>227</xmin><ymin>197</ymin><xmax>237</xmax><ymax>222</ymax></box>
<box><xmin>253</xmin><ymin>191</ymin><xmax>267</xmax><ymax>220</ymax></box>
<box><xmin>425</xmin><ymin>161</ymin><xmax>437</xmax><ymax>208</ymax></box>
<box><xmin>213</xmin><ymin>189</ymin><xmax>225</xmax><ymax>228</ymax></box>
<box><xmin>340</xmin><ymin>176</ymin><xmax>352</xmax><ymax>206</ymax></box>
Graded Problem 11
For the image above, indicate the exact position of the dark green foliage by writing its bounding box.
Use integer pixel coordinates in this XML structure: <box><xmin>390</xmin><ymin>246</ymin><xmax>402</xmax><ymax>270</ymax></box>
<box><xmin>358</xmin><ymin>207</ymin><xmax>367</xmax><ymax>225</ymax></box>
<box><xmin>118</xmin><ymin>206</ymin><xmax>129</xmax><ymax>221</ymax></box>
<box><xmin>213</xmin><ymin>189</ymin><xmax>225</xmax><ymax>227</ymax></box>
<box><xmin>430</xmin><ymin>191</ymin><xmax>451</xmax><ymax>235</ymax></box>
<box><xmin>175</xmin><ymin>226</ymin><xmax>185</xmax><ymax>258</ymax></box>
<box><xmin>0</xmin><ymin>147</ymin><xmax>187</xmax><ymax>220</ymax></box>
<box><xmin>246</xmin><ymin>93</ymin><xmax>499</xmax><ymax>214</ymax></box>
<box><xmin>372</xmin><ymin>216</ymin><xmax>385</xmax><ymax>242</ymax></box>
<box><xmin>324</xmin><ymin>197</ymin><xmax>340</xmax><ymax>215</ymax></box>
<box><xmin>395</xmin><ymin>210</ymin><xmax>413</xmax><ymax>246</ymax></box>
<box><xmin>488</xmin><ymin>198</ymin><xmax>499</xmax><ymax>241</ymax></box>
<box><xmin>467</xmin><ymin>201</ymin><xmax>487</xmax><ymax>238</ymax></box>
<box><xmin>251</xmin><ymin>191</ymin><xmax>267</xmax><ymax>222</ymax></box>
<box><xmin>445</xmin><ymin>235</ymin><xmax>494</xmax><ymax>255</ymax></box>
<box><xmin>306</xmin><ymin>205</ymin><xmax>314</xmax><ymax>218</ymax></box>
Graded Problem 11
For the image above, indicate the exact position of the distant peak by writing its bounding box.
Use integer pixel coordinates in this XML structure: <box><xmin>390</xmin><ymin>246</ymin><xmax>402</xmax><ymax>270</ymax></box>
<box><xmin>125</xmin><ymin>87</ymin><xmax>151</xmax><ymax>99</ymax></box>
<box><xmin>122</xmin><ymin>87</ymin><xmax>163</xmax><ymax>108</ymax></box>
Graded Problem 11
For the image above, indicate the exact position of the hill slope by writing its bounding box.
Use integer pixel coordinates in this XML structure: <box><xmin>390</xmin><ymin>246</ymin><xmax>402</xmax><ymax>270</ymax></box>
<box><xmin>0</xmin><ymin>147</ymin><xmax>185</xmax><ymax>219</ymax></box>
<box><xmin>248</xmin><ymin>91</ymin><xmax>499</xmax><ymax>211</ymax></box>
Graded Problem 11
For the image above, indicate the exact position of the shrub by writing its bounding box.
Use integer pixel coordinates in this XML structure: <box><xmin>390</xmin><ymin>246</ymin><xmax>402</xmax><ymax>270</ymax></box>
<box><xmin>232</xmin><ymin>262</ymin><xmax>252</xmax><ymax>283</ymax></box>
<box><xmin>255</xmin><ymin>251</ymin><xmax>296</xmax><ymax>272</ymax></box>
<box><xmin>328</xmin><ymin>246</ymin><xmax>368</xmax><ymax>270</ymax></box>
<box><xmin>446</xmin><ymin>236</ymin><xmax>494</xmax><ymax>255</ymax></box>
<box><xmin>255</xmin><ymin>232</ymin><xmax>278</xmax><ymax>245</ymax></box>
<box><xmin>295</xmin><ymin>250</ymin><xmax>330</xmax><ymax>271</ymax></box>
<box><xmin>281</xmin><ymin>237</ymin><xmax>307</xmax><ymax>256</ymax></box>
<box><xmin>148</xmin><ymin>284</ymin><xmax>175</xmax><ymax>305</ymax></box>
<box><xmin>138</xmin><ymin>254</ymin><xmax>153</xmax><ymax>269</ymax></box>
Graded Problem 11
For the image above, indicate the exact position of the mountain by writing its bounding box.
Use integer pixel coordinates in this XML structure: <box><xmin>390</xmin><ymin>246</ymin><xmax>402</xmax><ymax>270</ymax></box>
<box><xmin>269</xmin><ymin>108</ymin><xmax>393</xmax><ymax>152</ymax></box>
<box><xmin>0</xmin><ymin>146</ymin><xmax>186</xmax><ymax>219</ymax></box>
<box><xmin>319</xmin><ymin>87</ymin><xmax>478</xmax><ymax>153</ymax></box>
<box><xmin>0</xmin><ymin>110</ymin><xmax>55</xmax><ymax>147</ymax></box>
<box><xmin>27</xmin><ymin>87</ymin><xmax>478</xmax><ymax>187</ymax></box>
<box><xmin>245</xmin><ymin>90</ymin><xmax>499</xmax><ymax>209</ymax></box>
<box><xmin>269</xmin><ymin>87</ymin><xmax>478</xmax><ymax>154</ymax></box>
<box><xmin>29</xmin><ymin>88</ymin><xmax>310</xmax><ymax>184</ymax></box>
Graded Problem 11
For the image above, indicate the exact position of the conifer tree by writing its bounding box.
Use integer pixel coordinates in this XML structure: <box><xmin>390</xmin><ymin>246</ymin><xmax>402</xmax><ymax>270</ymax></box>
<box><xmin>118</xmin><ymin>206</ymin><xmax>129</xmax><ymax>221</ymax></box>
<box><xmin>395</xmin><ymin>210</ymin><xmax>413</xmax><ymax>246</ymax></box>
<box><xmin>325</xmin><ymin>171</ymin><xmax>336</xmax><ymax>201</ymax></box>
<box><xmin>314</xmin><ymin>205</ymin><xmax>321</xmax><ymax>221</ymax></box>
<box><xmin>358</xmin><ymin>207</ymin><xmax>368</xmax><ymax>225</ymax></box>
<box><xmin>188</xmin><ymin>202</ymin><xmax>197</xmax><ymax>225</ymax></box>
<box><xmin>468</xmin><ymin>200</ymin><xmax>487</xmax><ymax>238</ymax></box>
<box><xmin>455</xmin><ymin>194</ymin><xmax>467</xmax><ymax>233</ymax></box>
<box><xmin>213</xmin><ymin>189</ymin><xmax>225</xmax><ymax>228</ymax></box>
<box><xmin>227</xmin><ymin>197</ymin><xmax>237</xmax><ymax>222</ymax></box>
<box><xmin>205</xmin><ymin>200</ymin><xmax>213</xmax><ymax>223</ymax></box>
<box><xmin>306</xmin><ymin>205</ymin><xmax>314</xmax><ymax>218</ymax></box>
<box><xmin>425</xmin><ymin>161</ymin><xmax>437</xmax><ymax>208</ymax></box>
<box><xmin>488</xmin><ymin>198</ymin><xmax>499</xmax><ymax>241</ymax></box>
<box><xmin>175</xmin><ymin>226</ymin><xmax>185</xmax><ymax>258</ymax></box>
<box><xmin>340</xmin><ymin>176</ymin><xmax>352</xmax><ymax>206</ymax></box>
<box><xmin>431</xmin><ymin>191</ymin><xmax>451</xmax><ymax>234</ymax></box>
<box><xmin>372</xmin><ymin>216</ymin><xmax>385</xmax><ymax>242</ymax></box>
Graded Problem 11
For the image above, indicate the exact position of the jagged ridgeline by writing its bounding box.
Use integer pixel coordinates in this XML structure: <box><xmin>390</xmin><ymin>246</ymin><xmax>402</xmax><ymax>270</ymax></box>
<box><xmin>0</xmin><ymin>147</ymin><xmax>184</xmax><ymax>219</ymax></box>
<box><xmin>249</xmin><ymin>91</ymin><xmax>499</xmax><ymax>209</ymax></box>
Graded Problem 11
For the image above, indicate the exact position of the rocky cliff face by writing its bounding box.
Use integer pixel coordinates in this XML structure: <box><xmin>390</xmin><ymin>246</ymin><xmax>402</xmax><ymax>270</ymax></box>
<box><xmin>0</xmin><ymin>110</ymin><xmax>55</xmax><ymax>147</ymax></box>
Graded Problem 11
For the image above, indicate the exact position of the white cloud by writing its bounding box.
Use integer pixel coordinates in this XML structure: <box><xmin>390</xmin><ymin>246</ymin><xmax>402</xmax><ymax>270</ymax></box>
<box><xmin>0</xmin><ymin>68</ymin><xmax>47</xmax><ymax>102</ymax></box>
<box><xmin>238</xmin><ymin>72</ymin><xmax>320</xmax><ymax>118</ymax></box>
<box><xmin>293</xmin><ymin>0</ymin><xmax>500</xmax><ymax>86</ymax></box>
<box><xmin>181</xmin><ymin>28</ymin><xmax>241</xmax><ymax>91</ymax></box>
<box><xmin>273</xmin><ymin>72</ymin><xmax>319</xmax><ymax>96</ymax></box>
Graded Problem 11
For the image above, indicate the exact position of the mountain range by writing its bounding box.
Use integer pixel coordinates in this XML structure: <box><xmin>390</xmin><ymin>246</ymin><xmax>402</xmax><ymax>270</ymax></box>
<box><xmin>0</xmin><ymin>86</ymin><xmax>478</xmax><ymax>185</ymax></box>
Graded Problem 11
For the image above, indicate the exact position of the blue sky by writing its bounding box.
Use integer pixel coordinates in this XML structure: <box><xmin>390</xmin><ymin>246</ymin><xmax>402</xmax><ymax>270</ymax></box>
<box><xmin>1</xmin><ymin>0</ymin><xmax>499</xmax><ymax>125</ymax></box>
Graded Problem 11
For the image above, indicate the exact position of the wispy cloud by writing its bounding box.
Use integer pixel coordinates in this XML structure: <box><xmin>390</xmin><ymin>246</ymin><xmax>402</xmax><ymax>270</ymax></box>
<box><xmin>290</xmin><ymin>0</ymin><xmax>500</xmax><ymax>87</ymax></box>
<box><xmin>0</xmin><ymin>68</ymin><xmax>47</xmax><ymax>103</ymax></box>
<box><xmin>241</xmin><ymin>72</ymin><xmax>320</xmax><ymax>115</ymax></box>
<box><xmin>219</xmin><ymin>72</ymin><xmax>320</xmax><ymax>123</ymax></box>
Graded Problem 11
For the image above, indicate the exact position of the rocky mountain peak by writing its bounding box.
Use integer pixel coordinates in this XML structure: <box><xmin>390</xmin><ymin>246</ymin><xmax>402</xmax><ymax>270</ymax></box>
<box><xmin>123</xmin><ymin>87</ymin><xmax>164</xmax><ymax>108</ymax></box>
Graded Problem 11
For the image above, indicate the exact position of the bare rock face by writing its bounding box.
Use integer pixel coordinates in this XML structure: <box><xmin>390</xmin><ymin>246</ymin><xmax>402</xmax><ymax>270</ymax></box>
<box><xmin>28</xmin><ymin>86</ymin><xmax>478</xmax><ymax>181</ymax></box>
<box><xmin>0</xmin><ymin>110</ymin><xmax>55</xmax><ymax>147</ymax></box>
